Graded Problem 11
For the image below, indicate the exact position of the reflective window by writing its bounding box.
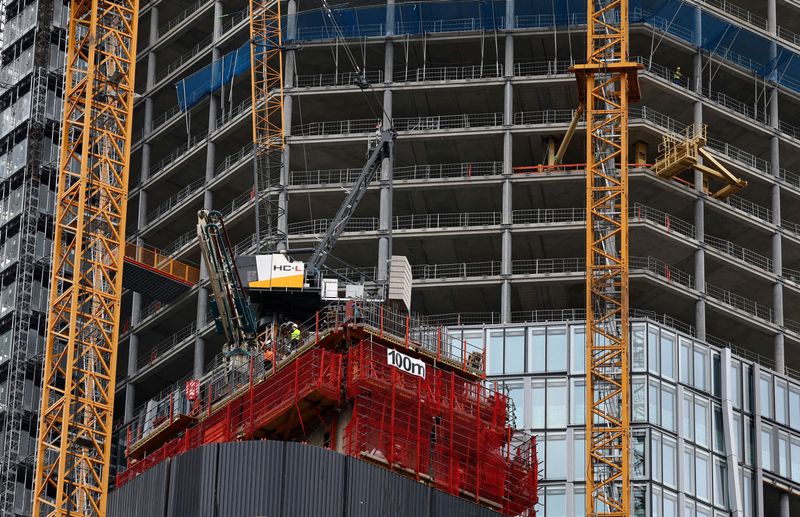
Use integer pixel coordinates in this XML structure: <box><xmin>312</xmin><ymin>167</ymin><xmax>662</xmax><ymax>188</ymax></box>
<box><xmin>742</xmin><ymin>472</ymin><xmax>753</xmax><ymax>516</ymax></box>
<box><xmin>759</xmin><ymin>373</ymin><xmax>772</xmax><ymax>419</ymax></box>
<box><xmin>632</xmin><ymin>432</ymin><xmax>646</xmax><ymax>478</ymax></box>
<box><xmin>713</xmin><ymin>404</ymin><xmax>724</xmax><ymax>454</ymax></box>
<box><xmin>744</xmin><ymin>416</ymin><xmax>755</xmax><ymax>466</ymax></box>
<box><xmin>682</xmin><ymin>393</ymin><xmax>694</xmax><ymax>440</ymax></box>
<box><xmin>662</xmin><ymin>385</ymin><xmax>675</xmax><ymax>433</ymax></box>
<box><xmin>661</xmin><ymin>331</ymin><xmax>675</xmax><ymax>380</ymax></box>
<box><xmin>506</xmin><ymin>382</ymin><xmax>524</xmax><ymax>429</ymax></box>
<box><xmin>730</xmin><ymin>360</ymin><xmax>741</xmax><ymax>409</ymax></box>
<box><xmin>663</xmin><ymin>436</ymin><xmax>677</xmax><ymax>488</ymax></box>
<box><xmin>743</xmin><ymin>364</ymin><xmax>752</xmax><ymax>412</ymax></box>
<box><xmin>693</xmin><ymin>346</ymin><xmax>708</xmax><ymax>391</ymax></box>
<box><xmin>732</xmin><ymin>413</ymin><xmax>742</xmax><ymax>458</ymax></box>
<box><xmin>648</xmin><ymin>325</ymin><xmax>660</xmax><ymax>374</ymax></box>
<box><xmin>545</xmin><ymin>435</ymin><xmax>566</xmax><ymax>479</ymax></box>
<box><xmin>531</xmin><ymin>380</ymin><xmax>545</xmax><ymax>429</ymax></box>
<box><xmin>664</xmin><ymin>490</ymin><xmax>677</xmax><ymax>517</ymax></box>
<box><xmin>775</xmin><ymin>380</ymin><xmax>787</xmax><ymax>425</ymax></box>
<box><xmin>791</xmin><ymin>437</ymin><xmax>800</xmax><ymax>483</ymax></box>
<box><xmin>761</xmin><ymin>425</ymin><xmax>773</xmax><ymax>472</ymax></box>
<box><xmin>546</xmin><ymin>380</ymin><xmax>567</xmax><ymax>428</ymax></box>
<box><xmin>488</xmin><ymin>331</ymin><xmax>504</xmax><ymax>375</ymax></box>
<box><xmin>632</xmin><ymin>324</ymin><xmax>646</xmax><ymax>371</ymax></box>
<box><xmin>712</xmin><ymin>352</ymin><xmax>721</xmax><ymax>398</ymax></box>
<box><xmin>683</xmin><ymin>447</ymin><xmax>694</xmax><ymax>495</ymax></box>
<box><xmin>570</xmin><ymin>379</ymin><xmax>585</xmax><ymax>425</ymax></box>
<box><xmin>790</xmin><ymin>386</ymin><xmax>800</xmax><ymax>431</ymax></box>
<box><xmin>570</xmin><ymin>326</ymin><xmax>585</xmax><ymax>374</ymax></box>
<box><xmin>695</xmin><ymin>399</ymin><xmax>709</xmax><ymax>448</ymax></box>
<box><xmin>632</xmin><ymin>485</ymin><xmax>647</xmax><ymax>517</ymax></box>
<box><xmin>573</xmin><ymin>488</ymin><xmax>585</xmax><ymax>517</ymax></box>
<box><xmin>713</xmin><ymin>458</ymin><xmax>727</xmax><ymax>508</ymax></box>
<box><xmin>505</xmin><ymin>330</ymin><xmax>525</xmax><ymax>374</ymax></box>
<box><xmin>679</xmin><ymin>337</ymin><xmax>691</xmax><ymax>384</ymax></box>
<box><xmin>696</xmin><ymin>451</ymin><xmax>710</xmax><ymax>501</ymax></box>
<box><xmin>652</xmin><ymin>486</ymin><xmax>662</xmax><ymax>517</ymax></box>
<box><xmin>573</xmin><ymin>434</ymin><xmax>585</xmax><ymax>481</ymax></box>
<box><xmin>528</xmin><ymin>328</ymin><xmax>545</xmax><ymax>373</ymax></box>
<box><xmin>546</xmin><ymin>327</ymin><xmax>567</xmax><ymax>371</ymax></box>
<box><xmin>651</xmin><ymin>432</ymin><xmax>662</xmax><ymax>482</ymax></box>
<box><xmin>545</xmin><ymin>487</ymin><xmax>565</xmax><ymax>517</ymax></box>
<box><xmin>649</xmin><ymin>378</ymin><xmax>660</xmax><ymax>427</ymax></box>
<box><xmin>779</xmin><ymin>433</ymin><xmax>789</xmax><ymax>478</ymax></box>
<box><xmin>633</xmin><ymin>377</ymin><xmax>647</xmax><ymax>422</ymax></box>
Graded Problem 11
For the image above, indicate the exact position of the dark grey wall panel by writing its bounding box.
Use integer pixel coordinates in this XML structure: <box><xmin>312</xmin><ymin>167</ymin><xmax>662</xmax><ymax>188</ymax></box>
<box><xmin>107</xmin><ymin>460</ymin><xmax>168</xmax><ymax>517</ymax></box>
<box><xmin>216</xmin><ymin>440</ymin><xmax>284</xmax><ymax>517</ymax></box>
<box><xmin>109</xmin><ymin>442</ymin><xmax>505</xmax><ymax>517</ymax></box>
<box><xmin>283</xmin><ymin>442</ymin><xmax>345</xmax><ymax>517</ymax></box>
<box><xmin>346</xmin><ymin>456</ymin><xmax>431</xmax><ymax>517</ymax></box>
<box><xmin>166</xmin><ymin>444</ymin><xmax>218</xmax><ymax>517</ymax></box>
<box><xmin>432</xmin><ymin>490</ymin><xmax>503</xmax><ymax>517</ymax></box>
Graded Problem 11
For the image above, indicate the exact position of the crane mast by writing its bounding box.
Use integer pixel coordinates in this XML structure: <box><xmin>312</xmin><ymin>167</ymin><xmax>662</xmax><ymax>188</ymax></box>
<box><xmin>573</xmin><ymin>0</ymin><xmax>639</xmax><ymax>515</ymax></box>
<box><xmin>250</xmin><ymin>0</ymin><xmax>285</xmax><ymax>252</ymax></box>
<box><xmin>32</xmin><ymin>0</ymin><xmax>139</xmax><ymax>515</ymax></box>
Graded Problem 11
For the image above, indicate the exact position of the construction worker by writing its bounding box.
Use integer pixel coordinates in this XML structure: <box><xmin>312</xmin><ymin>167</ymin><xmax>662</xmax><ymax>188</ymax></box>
<box><xmin>673</xmin><ymin>66</ymin><xmax>683</xmax><ymax>85</ymax></box>
<box><xmin>290</xmin><ymin>323</ymin><xmax>301</xmax><ymax>351</ymax></box>
<box><xmin>263</xmin><ymin>343</ymin><xmax>274</xmax><ymax>373</ymax></box>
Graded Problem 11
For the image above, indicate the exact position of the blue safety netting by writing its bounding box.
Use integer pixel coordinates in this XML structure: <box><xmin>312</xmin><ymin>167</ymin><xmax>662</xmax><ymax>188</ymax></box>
<box><xmin>175</xmin><ymin>0</ymin><xmax>800</xmax><ymax>112</ymax></box>
<box><xmin>176</xmin><ymin>42</ymin><xmax>251</xmax><ymax>111</ymax></box>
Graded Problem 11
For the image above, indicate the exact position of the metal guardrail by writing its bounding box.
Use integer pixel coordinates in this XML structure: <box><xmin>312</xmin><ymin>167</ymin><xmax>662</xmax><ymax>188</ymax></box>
<box><xmin>705</xmin><ymin>234</ymin><xmax>773</xmax><ymax>271</ymax></box>
<box><xmin>158</xmin><ymin>0</ymin><xmax>210</xmax><ymax>37</ymax></box>
<box><xmin>720</xmin><ymin>195</ymin><xmax>773</xmax><ymax>224</ymax></box>
<box><xmin>290</xmin><ymin>161</ymin><xmax>503</xmax><ymax>185</ymax></box>
<box><xmin>700</xmin><ymin>0</ymin><xmax>767</xmax><ymax>30</ymax></box>
<box><xmin>148</xmin><ymin>132</ymin><xmax>207</xmax><ymax>179</ymax></box>
<box><xmin>146</xmin><ymin>177</ymin><xmax>205</xmax><ymax>224</ymax></box>
<box><xmin>124</xmin><ymin>242</ymin><xmax>200</xmax><ymax>285</ymax></box>
<box><xmin>706</xmin><ymin>283</ymin><xmax>773</xmax><ymax>322</ymax></box>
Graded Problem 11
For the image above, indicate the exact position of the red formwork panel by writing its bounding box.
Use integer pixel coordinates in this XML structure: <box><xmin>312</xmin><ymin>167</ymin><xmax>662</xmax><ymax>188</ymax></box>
<box><xmin>118</xmin><ymin>348</ymin><xmax>343</xmax><ymax>485</ymax></box>
<box><xmin>345</xmin><ymin>340</ymin><xmax>538</xmax><ymax>516</ymax></box>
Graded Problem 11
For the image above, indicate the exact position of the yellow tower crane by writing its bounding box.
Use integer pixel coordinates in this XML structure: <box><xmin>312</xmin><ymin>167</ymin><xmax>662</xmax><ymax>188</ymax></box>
<box><xmin>32</xmin><ymin>0</ymin><xmax>139</xmax><ymax>515</ymax></box>
<box><xmin>249</xmin><ymin>0</ymin><xmax>285</xmax><ymax>251</ymax></box>
<box><xmin>573</xmin><ymin>0</ymin><xmax>639</xmax><ymax>515</ymax></box>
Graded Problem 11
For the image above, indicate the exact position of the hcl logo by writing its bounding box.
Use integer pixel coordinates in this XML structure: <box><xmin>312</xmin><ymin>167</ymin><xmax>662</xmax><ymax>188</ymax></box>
<box><xmin>273</xmin><ymin>264</ymin><xmax>303</xmax><ymax>272</ymax></box>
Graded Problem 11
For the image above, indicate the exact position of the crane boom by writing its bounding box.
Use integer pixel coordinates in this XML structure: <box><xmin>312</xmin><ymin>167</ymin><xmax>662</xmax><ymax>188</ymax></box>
<box><xmin>573</xmin><ymin>0</ymin><xmax>639</xmax><ymax>515</ymax></box>
<box><xmin>32</xmin><ymin>0</ymin><xmax>140</xmax><ymax>515</ymax></box>
<box><xmin>197</xmin><ymin>210</ymin><xmax>258</xmax><ymax>351</ymax></box>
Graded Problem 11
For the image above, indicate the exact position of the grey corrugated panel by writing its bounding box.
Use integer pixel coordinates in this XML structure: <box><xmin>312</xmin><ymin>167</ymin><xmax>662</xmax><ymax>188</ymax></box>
<box><xmin>282</xmin><ymin>441</ymin><xmax>346</xmax><ymax>517</ymax></box>
<box><xmin>166</xmin><ymin>443</ymin><xmax>218</xmax><ymax>517</ymax></box>
<box><xmin>108</xmin><ymin>459</ymin><xmax>169</xmax><ymax>517</ymax></box>
<box><xmin>215</xmin><ymin>440</ymin><xmax>284</xmax><ymax>517</ymax></box>
<box><xmin>345</xmin><ymin>456</ymin><xmax>431</xmax><ymax>517</ymax></box>
<box><xmin>431</xmin><ymin>489</ymin><xmax>503</xmax><ymax>517</ymax></box>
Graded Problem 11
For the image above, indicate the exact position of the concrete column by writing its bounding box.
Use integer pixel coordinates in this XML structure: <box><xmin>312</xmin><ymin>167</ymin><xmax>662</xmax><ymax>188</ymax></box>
<box><xmin>124</xmin><ymin>292</ymin><xmax>143</xmax><ymax>421</ymax></box>
<box><xmin>768</xmin><ymin>0</ymin><xmax>777</xmax><ymax>37</ymax></box>
<box><xmin>693</xmin><ymin>5</ymin><xmax>702</xmax><ymax>94</ymax></box>
<box><xmin>779</xmin><ymin>492</ymin><xmax>789</xmax><ymax>517</ymax></box>
<box><xmin>376</xmin><ymin>0</ymin><xmax>395</xmax><ymax>294</ymax></box>
<box><xmin>500</xmin><ymin>0</ymin><xmax>514</xmax><ymax>323</ymax></box>
<box><xmin>769</xmin><ymin>54</ymin><xmax>784</xmax><ymax>371</ymax></box>
<box><xmin>277</xmin><ymin>0</ymin><xmax>298</xmax><ymax>251</ymax></box>
<box><xmin>693</xmin><ymin>100</ymin><xmax>706</xmax><ymax>339</ymax></box>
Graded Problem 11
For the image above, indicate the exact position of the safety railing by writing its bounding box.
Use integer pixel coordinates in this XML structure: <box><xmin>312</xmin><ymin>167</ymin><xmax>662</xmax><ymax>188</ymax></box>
<box><xmin>700</xmin><ymin>0</ymin><xmax>767</xmax><ymax>30</ymax></box>
<box><xmin>156</xmin><ymin>32</ymin><xmax>214</xmax><ymax>84</ymax></box>
<box><xmin>632</xmin><ymin>255</ymin><xmax>695</xmax><ymax>289</ymax></box>
<box><xmin>784</xmin><ymin>267</ymin><xmax>800</xmax><ymax>285</ymax></box>
<box><xmin>719</xmin><ymin>195</ymin><xmax>773</xmax><ymax>224</ymax></box>
<box><xmin>146</xmin><ymin>177</ymin><xmax>205</xmax><ymax>224</ymax></box>
<box><xmin>514</xmin><ymin>60</ymin><xmax>572</xmax><ymax>76</ymax></box>
<box><xmin>632</xmin><ymin>7</ymin><xmax>695</xmax><ymax>42</ymax></box>
<box><xmin>425</xmin><ymin>312</ymin><xmax>503</xmax><ymax>326</ymax></box>
<box><xmin>289</xmin><ymin>161</ymin><xmax>502</xmax><ymax>185</ymax></box>
<box><xmin>294</xmin><ymin>69</ymin><xmax>383</xmax><ymax>89</ymax></box>
<box><xmin>514</xmin><ymin>13</ymin><xmax>587</xmax><ymax>29</ymax></box>
<box><xmin>124</xmin><ymin>242</ymin><xmax>200</xmax><ymax>285</ymax></box>
<box><xmin>215</xmin><ymin>144</ymin><xmax>253</xmax><ymax>176</ymax></box>
<box><xmin>148</xmin><ymin>132</ymin><xmax>207</xmax><ymax>180</ymax></box>
<box><xmin>778</xmin><ymin>26</ymin><xmax>800</xmax><ymax>48</ymax></box>
<box><xmin>221</xmin><ymin>5</ymin><xmax>250</xmax><ymax>34</ymax></box>
<box><xmin>512</xmin><ymin>207</ymin><xmax>583</xmax><ymax>225</ymax></box>
<box><xmin>701</xmin><ymin>87</ymin><xmax>768</xmax><ymax>125</ymax></box>
<box><xmin>161</xmin><ymin>230</ymin><xmax>198</xmax><ymax>258</ymax></box>
<box><xmin>292</xmin><ymin>118</ymin><xmax>379</xmax><ymax>137</ymax></box>
<box><xmin>294</xmin><ymin>23</ymin><xmax>384</xmax><ymax>41</ymax></box>
<box><xmin>631</xmin><ymin>106</ymin><xmax>689</xmax><ymax>135</ymax></box>
<box><xmin>705</xmin><ymin>234</ymin><xmax>773</xmax><ymax>272</ymax></box>
<box><xmin>216</xmin><ymin>98</ymin><xmax>252</xmax><ymax>130</ymax></box>
<box><xmin>512</xmin><ymin>257</ymin><xmax>584</xmax><ymax>275</ymax></box>
<box><xmin>513</xmin><ymin>109</ymin><xmax>575</xmax><ymax>126</ymax></box>
<box><xmin>412</xmin><ymin>261</ymin><xmax>501</xmax><ymax>280</ymax></box>
<box><xmin>158</xmin><ymin>0</ymin><xmax>211</xmax><ymax>37</ymax></box>
<box><xmin>781</xmin><ymin>219</ymin><xmax>800</xmax><ymax>237</ymax></box>
<box><xmin>634</xmin><ymin>56</ymin><xmax>691</xmax><ymax>90</ymax></box>
<box><xmin>631</xmin><ymin>202</ymin><xmax>696</xmax><ymax>239</ymax></box>
<box><xmin>706</xmin><ymin>282</ymin><xmax>773</xmax><ymax>322</ymax></box>
<box><xmin>780</xmin><ymin>168</ymin><xmax>800</xmax><ymax>190</ymax></box>
<box><xmin>706</xmin><ymin>137</ymin><xmax>770</xmax><ymax>174</ymax></box>
<box><xmin>393</xmin><ymin>63</ymin><xmax>502</xmax><ymax>83</ymax></box>
<box><xmin>394</xmin><ymin>112</ymin><xmax>505</xmax><ymax>131</ymax></box>
<box><xmin>133</xmin><ymin>320</ymin><xmax>205</xmax><ymax>373</ymax></box>
<box><xmin>395</xmin><ymin>17</ymin><xmax>501</xmax><ymax>35</ymax></box>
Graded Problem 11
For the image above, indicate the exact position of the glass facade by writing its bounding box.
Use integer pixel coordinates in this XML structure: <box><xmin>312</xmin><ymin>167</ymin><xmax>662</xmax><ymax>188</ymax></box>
<box><xmin>449</xmin><ymin>317</ymin><xmax>800</xmax><ymax>516</ymax></box>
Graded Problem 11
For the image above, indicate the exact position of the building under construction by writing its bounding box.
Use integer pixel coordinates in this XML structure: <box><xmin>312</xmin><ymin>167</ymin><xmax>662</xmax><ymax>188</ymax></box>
<box><xmin>3</xmin><ymin>0</ymin><xmax>800</xmax><ymax>515</ymax></box>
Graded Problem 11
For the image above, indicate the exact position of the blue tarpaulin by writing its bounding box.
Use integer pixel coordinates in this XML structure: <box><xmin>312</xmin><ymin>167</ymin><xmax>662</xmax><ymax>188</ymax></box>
<box><xmin>175</xmin><ymin>0</ymin><xmax>800</xmax><ymax>112</ymax></box>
